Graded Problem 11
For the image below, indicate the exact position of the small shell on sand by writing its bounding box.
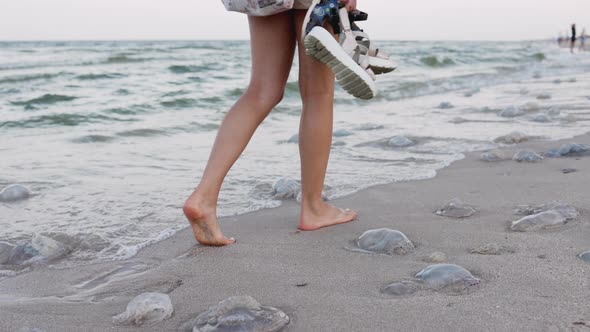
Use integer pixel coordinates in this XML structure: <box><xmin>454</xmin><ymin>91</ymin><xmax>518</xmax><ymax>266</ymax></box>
<box><xmin>423</xmin><ymin>252</ymin><xmax>447</xmax><ymax>263</ymax></box>
<box><xmin>471</xmin><ymin>243</ymin><xmax>506</xmax><ymax>255</ymax></box>
<box><xmin>513</xmin><ymin>150</ymin><xmax>543</xmax><ymax>163</ymax></box>
<box><xmin>356</xmin><ymin>228</ymin><xmax>415</xmax><ymax>255</ymax></box>
<box><xmin>435</xmin><ymin>198</ymin><xmax>477</xmax><ymax>218</ymax></box>
<box><xmin>579</xmin><ymin>251</ymin><xmax>590</xmax><ymax>263</ymax></box>
<box><xmin>493</xmin><ymin>131</ymin><xmax>528</xmax><ymax>144</ymax></box>
<box><xmin>180</xmin><ymin>296</ymin><xmax>289</xmax><ymax>332</ymax></box>
<box><xmin>113</xmin><ymin>292</ymin><xmax>173</xmax><ymax>326</ymax></box>
<box><xmin>381</xmin><ymin>280</ymin><xmax>420</xmax><ymax>296</ymax></box>
<box><xmin>415</xmin><ymin>264</ymin><xmax>480</xmax><ymax>291</ymax></box>
<box><xmin>0</xmin><ymin>184</ymin><xmax>30</xmax><ymax>202</ymax></box>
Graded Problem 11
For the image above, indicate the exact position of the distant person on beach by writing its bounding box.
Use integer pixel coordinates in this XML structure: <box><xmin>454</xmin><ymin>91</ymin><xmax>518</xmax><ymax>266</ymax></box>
<box><xmin>183</xmin><ymin>0</ymin><xmax>359</xmax><ymax>246</ymax></box>
<box><xmin>571</xmin><ymin>23</ymin><xmax>576</xmax><ymax>53</ymax></box>
<box><xmin>580</xmin><ymin>28</ymin><xmax>586</xmax><ymax>52</ymax></box>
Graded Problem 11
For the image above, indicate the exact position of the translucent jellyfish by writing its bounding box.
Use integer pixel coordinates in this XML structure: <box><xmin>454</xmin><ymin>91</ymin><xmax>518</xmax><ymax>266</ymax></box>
<box><xmin>271</xmin><ymin>178</ymin><xmax>300</xmax><ymax>200</ymax></box>
<box><xmin>388</xmin><ymin>136</ymin><xmax>414</xmax><ymax>147</ymax></box>
<box><xmin>531</xmin><ymin>114</ymin><xmax>551</xmax><ymax>123</ymax></box>
<box><xmin>480</xmin><ymin>149</ymin><xmax>508</xmax><ymax>162</ymax></box>
<box><xmin>437</xmin><ymin>101</ymin><xmax>454</xmax><ymax>109</ymax></box>
<box><xmin>493</xmin><ymin>131</ymin><xmax>528</xmax><ymax>144</ymax></box>
<box><xmin>355</xmin><ymin>228</ymin><xmax>415</xmax><ymax>255</ymax></box>
<box><xmin>8</xmin><ymin>244</ymin><xmax>40</xmax><ymax>265</ymax></box>
<box><xmin>0</xmin><ymin>184</ymin><xmax>30</xmax><ymax>202</ymax></box>
<box><xmin>0</xmin><ymin>241</ymin><xmax>14</xmax><ymax>265</ymax></box>
<box><xmin>435</xmin><ymin>198</ymin><xmax>476</xmax><ymax>218</ymax></box>
<box><xmin>113</xmin><ymin>292</ymin><xmax>173</xmax><ymax>326</ymax></box>
<box><xmin>415</xmin><ymin>264</ymin><xmax>480</xmax><ymax>291</ymax></box>
<box><xmin>536</xmin><ymin>93</ymin><xmax>551</xmax><ymax>100</ymax></box>
<box><xmin>579</xmin><ymin>251</ymin><xmax>590</xmax><ymax>263</ymax></box>
<box><xmin>544</xmin><ymin>143</ymin><xmax>590</xmax><ymax>158</ymax></box>
<box><xmin>31</xmin><ymin>234</ymin><xmax>68</xmax><ymax>259</ymax></box>
<box><xmin>381</xmin><ymin>280</ymin><xmax>420</xmax><ymax>296</ymax></box>
<box><xmin>180</xmin><ymin>296</ymin><xmax>289</xmax><ymax>332</ymax></box>
<box><xmin>333</xmin><ymin>129</ymin><xmax>353</xmax><ymax>137</ymax></box>
<box><xmin>422</xmin><ymin>252</ymin><xmax>447</xmax><ymax>263</ymax></box>
<box><xmin>510</xmin><ymin>211</ymin><xmax>568</xmax><ymax>232</ymax></box>
<box><xmin>515</xmin><ymin>202</ymin><xmax>579</xmax><ymax>220</ymax></box>
<box><xmin>513</xmin><ymin>150</ymin><xmax>543</xmax><ymax>162</ymax></box>
<box><xmin>499</xmin><ymin>106</ymin><xmax>524</xmax><ymax>118</ymax></box>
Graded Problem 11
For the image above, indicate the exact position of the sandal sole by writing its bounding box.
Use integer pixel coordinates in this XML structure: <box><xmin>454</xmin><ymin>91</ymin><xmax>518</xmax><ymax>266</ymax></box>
<box><xmin>304</xmin><ymin>27</ymin><xmax>377</xmax><ymax>100</ymax></box>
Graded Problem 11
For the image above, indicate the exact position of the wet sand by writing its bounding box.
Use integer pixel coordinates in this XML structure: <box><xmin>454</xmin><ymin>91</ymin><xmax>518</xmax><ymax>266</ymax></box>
<box><xmin>1</xmin><ymin>133</ymin><xmax>590</xmax><ymax>331</ymax></box>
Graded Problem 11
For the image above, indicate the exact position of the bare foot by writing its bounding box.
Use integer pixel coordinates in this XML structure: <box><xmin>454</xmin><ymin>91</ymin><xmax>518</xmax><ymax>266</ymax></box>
<box><xmin>298</xmin><ymin>202</ymin><xmax>357</xmax><ymax>231</ymax></box>
<box><xmin>183</xmin><ymin>193</ymin><xmax>235</xmax><ymax>246</ymax></box>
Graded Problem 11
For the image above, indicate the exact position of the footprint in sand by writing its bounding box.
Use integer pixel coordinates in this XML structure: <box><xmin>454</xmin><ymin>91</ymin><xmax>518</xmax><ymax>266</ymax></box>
<box><xmin>348</xmin><ymin>228</ymin><xmax>415</xmax><ymax>255</ymax></box>
<box><xmin>470</xmin><ymin>243</ymin><xmax>514</xmax><ymax>255</ymax></box>
<box><xmin>180</xmin><ymin>296</ymin><xmax>289</xmax><ymax>332</ymax></box>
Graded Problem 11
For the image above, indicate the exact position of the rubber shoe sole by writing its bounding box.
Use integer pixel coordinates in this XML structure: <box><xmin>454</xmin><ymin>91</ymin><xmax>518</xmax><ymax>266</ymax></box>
<box><xmin>304</xmin><ymin>27</ymin><xmax>377</xmax><ymax>100</ymax></box>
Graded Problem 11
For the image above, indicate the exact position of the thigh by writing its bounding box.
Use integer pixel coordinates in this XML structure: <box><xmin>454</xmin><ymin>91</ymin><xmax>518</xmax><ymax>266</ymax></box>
<box><xmin>293</xmin><ymin>10</ymin><xmax>335</xmax><ymax>98</ymax></box>
<box><xmin>248</xmin><ymin>12</ymin><xmax>297</xmax><ymax>91</ymax></box>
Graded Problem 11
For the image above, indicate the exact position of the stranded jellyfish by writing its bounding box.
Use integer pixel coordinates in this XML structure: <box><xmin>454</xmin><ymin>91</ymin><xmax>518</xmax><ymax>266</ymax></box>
<box><xmin>113</xmin><ymin>292</ymin><xmax>173</xmax><ymax>326</ymax></box>
<box><xmin>435</xmin><ymin>198</ymin><xmax>477</xmax><ymax>218</ymax></box>
<box><xmin>180</xmin><ymin>296</ymin><xmax>289</xmax><ymax>332</ymax></box>
<box><xmin>356</xmin><ymin>228</ymin><xmax>415</xmax><ymax>255</ymax></box>
<box><xmin>415</xmin><ymin>264</ymin><xmax>480</xmax><ymax>291</ymax></box>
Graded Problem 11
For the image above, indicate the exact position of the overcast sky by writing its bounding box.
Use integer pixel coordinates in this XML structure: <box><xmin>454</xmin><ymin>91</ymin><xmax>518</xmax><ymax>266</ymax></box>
<box><xmin>1</xmin><ymin>0</ymin><xmax>589</xmax><ymax>41</ymax></box>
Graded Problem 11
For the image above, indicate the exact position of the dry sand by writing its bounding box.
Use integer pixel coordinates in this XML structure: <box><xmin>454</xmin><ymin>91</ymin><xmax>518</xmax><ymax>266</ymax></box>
<box><xmin>1</xmin><ymin>133</ymin><xmax>590</xmax><ymax>332</ymax></box>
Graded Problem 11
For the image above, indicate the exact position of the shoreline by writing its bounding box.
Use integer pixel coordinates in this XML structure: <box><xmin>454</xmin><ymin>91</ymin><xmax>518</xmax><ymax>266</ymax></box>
<box><xmin>2</xmin><ymin>131</ymin><xmax>590</xmax><ymax>331</ymax></box>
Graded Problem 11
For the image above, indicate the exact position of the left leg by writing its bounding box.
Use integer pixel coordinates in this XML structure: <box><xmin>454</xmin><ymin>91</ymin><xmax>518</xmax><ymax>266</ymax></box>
<box><xmin>293</xmin><ymin>9</ymin><xmax>357</xmax><ymax>230</ymax></box>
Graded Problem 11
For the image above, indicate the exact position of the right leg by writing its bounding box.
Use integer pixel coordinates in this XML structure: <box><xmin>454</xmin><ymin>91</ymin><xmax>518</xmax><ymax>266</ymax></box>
<box><xmin>183</xmin><ymin>12</ymin><xmax>297</xmax><ymax>246</ymax></box>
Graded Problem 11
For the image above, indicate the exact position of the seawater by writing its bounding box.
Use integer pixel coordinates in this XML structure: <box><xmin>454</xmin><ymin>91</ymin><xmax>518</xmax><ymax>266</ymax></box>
<box><xmin>1</xmin><ymin>40</ymin><xmax>590</xmax><ymax>267</ymax></box>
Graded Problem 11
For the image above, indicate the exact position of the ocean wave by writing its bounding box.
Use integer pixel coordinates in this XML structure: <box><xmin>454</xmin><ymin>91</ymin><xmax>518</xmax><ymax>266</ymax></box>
<box><xmin>531</xmin><ymin>52</ymin><xmax>546</xmax><ymax>61</ymax></box>
<box><xmin>419</xmin><ymin>56</ymin><xmax>456</xmax><ymax>67</ymax></box>
<box><xmin>102</xmin><ymin>104</ymin><xmax>153</xmax><ymax>115</ymax></box>
<box><xmin>160</xmin><ymin>98</ymin><xmax>198</xmax><ymax>108</ymax></box>
<box><xmin>105</xmin><ymin>54</ymin><xmax>147</xmax><ymax>64</ymax></box>
<box><xmin>0</xmin><ymin>72</ymin><xmax>69</xmax><ymax>85</ymax></box>
<box><xmin>71</xmin><ymin>134</ymin><xmax>116</xmax><ymax>143</ymax></box>
<box><xmin>0</xmin><ymin>113</ymin><xmax>135</xmax><ymax>129</ymax></box>
<box><xmin>76</xmin><ymin>73</ymin><xmax>126</xmax><ymax>80</ymax></box>
<box><xmin>116</xmin><ymin>128</ymin><xmax>169</xmax><ymax>137</ymax></box>
<box><xmin>10</xmin><ymin>94</ymin><xmax>77</xmax><ymax>106</ymax></box>
<box><xmin>168</xmin><ymin>65</ymin><xmax>209</xmax><ymax>74</ymax></box>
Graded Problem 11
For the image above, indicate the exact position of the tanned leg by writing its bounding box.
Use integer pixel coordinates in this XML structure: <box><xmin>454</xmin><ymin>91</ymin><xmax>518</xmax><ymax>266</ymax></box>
<box><xmin>183</xmin><ymin>12</ymin><xmax>296</xmax><ymax>245</ymax></box>
<box><xmin>293</xmin><ymin>10</ymin><xmax>357</xmax><ymax>231</ymax></box>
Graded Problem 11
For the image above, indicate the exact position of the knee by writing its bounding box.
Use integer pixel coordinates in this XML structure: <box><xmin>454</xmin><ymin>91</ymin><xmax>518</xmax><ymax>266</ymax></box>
<box><xmin>243</xmin><ymin>84</ymin><xmax>284</xmax><ymax>112</ymax></box>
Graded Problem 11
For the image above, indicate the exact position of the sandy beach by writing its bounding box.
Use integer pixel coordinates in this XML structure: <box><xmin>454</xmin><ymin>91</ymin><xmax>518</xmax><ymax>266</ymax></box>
<box><xmin>1</xmin><ymin>131</ymin><xmax>589</xmax><ymax>332</ymax></box>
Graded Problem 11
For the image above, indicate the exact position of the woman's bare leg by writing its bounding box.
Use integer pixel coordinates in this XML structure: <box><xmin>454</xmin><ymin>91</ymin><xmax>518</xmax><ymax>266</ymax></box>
<box><xmin>183</xmin><ymin>12</ymin><xmax>296</xmax><ymax>245</ymax></box>
<box><xmin>293</xmin><ymin>10</ymin><xmax>357</xmax><ymax>230</ymax></box>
